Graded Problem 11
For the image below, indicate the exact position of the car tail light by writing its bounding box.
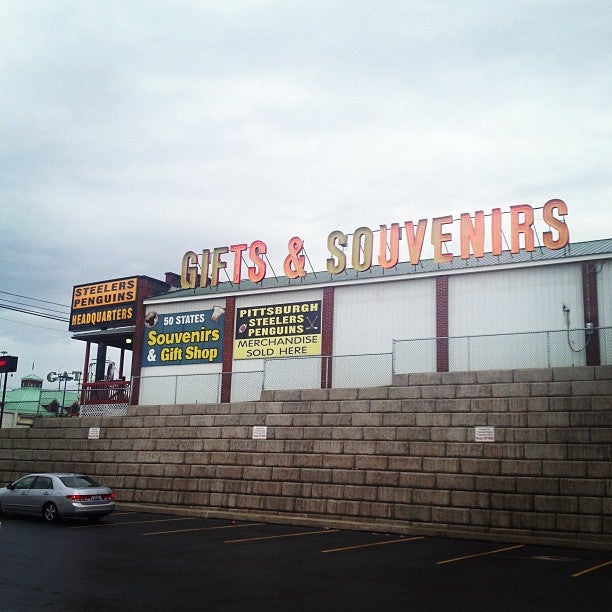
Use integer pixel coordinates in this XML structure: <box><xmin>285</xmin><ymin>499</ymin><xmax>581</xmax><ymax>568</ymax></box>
<box><xmin>66</xmin><ymin>492</ymin><xmax>114</xmax><ymax>501</ymax></box>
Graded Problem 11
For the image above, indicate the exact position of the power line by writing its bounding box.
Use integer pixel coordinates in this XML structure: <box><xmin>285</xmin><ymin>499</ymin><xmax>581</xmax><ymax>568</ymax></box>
<box><xmin>0</xmin><ymin>297</ymin><xmax>69</xmax><ymax>316</ymax></box>
<box><xmin>0</xmin><ymin>302</ymin><xmax>69</xmax><ymax>323</ymax></box>
<box><xmin>0</xmin><ymin>290</ymin><xmax>69</xmax><ymax>309</ymax></box>
<box><xmin>0</xmin><ymin>290</ymin><xmax>70</xmax><ymax>324</ymax></box>
<box><xmin>0</xmin><ymin>315</ymin><xmax>69</xmax><ymax>333</ymax></box>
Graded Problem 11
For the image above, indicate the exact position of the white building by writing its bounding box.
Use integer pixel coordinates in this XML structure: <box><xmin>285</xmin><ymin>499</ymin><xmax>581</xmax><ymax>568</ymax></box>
<box><xmin>136</xmin><ymin>238</ymin><xmax>612</xmax><ymax>405</ymax></box>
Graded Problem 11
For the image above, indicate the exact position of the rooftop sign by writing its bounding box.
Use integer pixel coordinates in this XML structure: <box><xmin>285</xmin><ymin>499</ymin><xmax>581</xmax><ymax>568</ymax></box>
<box><xmin>180</xmin><ymin>200</ymin><xmax>569</xmax><ymax>289</ymax></box>
<box><xmin>69</xmin><ymin>277</ymin><xmax>138</xmax><ymax>331</ymax></box>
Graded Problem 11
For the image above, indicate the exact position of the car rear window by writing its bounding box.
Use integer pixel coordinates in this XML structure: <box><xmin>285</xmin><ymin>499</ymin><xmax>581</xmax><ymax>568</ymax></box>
<box><xmin>59</xmin><ymin>476</ymin><xmax>101</xmax><ymax>488</ymax></box>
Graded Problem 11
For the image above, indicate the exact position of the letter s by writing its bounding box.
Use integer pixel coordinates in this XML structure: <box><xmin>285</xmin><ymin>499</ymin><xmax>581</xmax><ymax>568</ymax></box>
<box><xmin>326</xmin><ymin>230</ymin><xmax>347</xmax><ymax>274</ymax></box>
<box><xmin>542</xmin><ymin>199</ymin><xmax>569</xmax><ymax>249</ymax></box>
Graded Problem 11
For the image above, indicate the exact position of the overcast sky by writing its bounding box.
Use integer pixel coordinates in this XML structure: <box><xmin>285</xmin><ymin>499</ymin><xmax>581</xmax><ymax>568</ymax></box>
<box><xmin>1</xmin><ymin>0</ymin><xmax>610</xmax><ymax>387</ymax></box>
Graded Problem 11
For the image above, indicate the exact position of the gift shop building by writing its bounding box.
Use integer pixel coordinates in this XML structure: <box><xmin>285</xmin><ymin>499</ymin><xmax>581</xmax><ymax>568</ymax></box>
<box><xmin>130</xmin><ymin>200</ymin><xmax>612</xmax><ymax>406</ymax></box>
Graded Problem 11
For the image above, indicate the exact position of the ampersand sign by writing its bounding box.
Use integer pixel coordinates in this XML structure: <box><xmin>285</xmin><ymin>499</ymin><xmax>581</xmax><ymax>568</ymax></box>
<box><xmin>283</xmin><ymin>236</ymin><xmax>307</xmax><ymax>279</ymax></box>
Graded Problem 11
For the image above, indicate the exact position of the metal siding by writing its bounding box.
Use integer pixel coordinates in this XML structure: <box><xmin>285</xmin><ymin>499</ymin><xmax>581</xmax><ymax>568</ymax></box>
<box><xmin>598</xmin><ymin>260</ymin><xmax>612</xmax><ymax>364</ymax></box>
<box><xmin>449</xmin><ymin>264</ymin><xmax>583</xmax><ymax>334</ymax></box>
<box><xmin>598</xmin><ymin>261</ymin><xmax>612</xmax><ymax>328</ymax></box>
<box><xmin>333</xmin><ymin>278</ymin><xmax>436</xmax><ymax>355</ymax></box>
<box><xmin>333</xmin><ymin>279</ymin><xmax>437</xmax><ymax>380</ymax></box>
<box><xmin>449</xmin><ymin>263</ymin><xmax>585</xmax><ymax>369</ymax></box>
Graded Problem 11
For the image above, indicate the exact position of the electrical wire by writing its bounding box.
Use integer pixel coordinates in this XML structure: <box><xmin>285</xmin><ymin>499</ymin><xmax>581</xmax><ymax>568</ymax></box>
<box><xmin>566</xmin><ymin>327</ymin><xmax>592</xmax><ymax>353</ymax></box>
<box><xmin>0</xmin><ymin>297</ymin><xmax>69</xmax><ymax>316</ymax></box>
<box><xmin>0</xmin><ymin>290</ymin><xmax>69</xmax><ymax>308</ymax></box>
<box><xmin>0</xmin><ymin>302</ymin><xmax>69</xmax><ymax>322</ymax></box>
<box><xmin>0</xmin><ymin>315</ymin><xmax>68</xmax><ymax>333</ymax></box>
<box><xmin>0</xmin><ymin>290</ymin><xmax>70</xmax><ymax>323</ymax></box>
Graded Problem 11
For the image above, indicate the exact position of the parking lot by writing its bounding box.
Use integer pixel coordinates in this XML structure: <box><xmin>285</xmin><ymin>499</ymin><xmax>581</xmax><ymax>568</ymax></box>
<box><xmin>0</xmin><ymin>511</ymin><xmax>610</xmax><ymax>611</ymax></box>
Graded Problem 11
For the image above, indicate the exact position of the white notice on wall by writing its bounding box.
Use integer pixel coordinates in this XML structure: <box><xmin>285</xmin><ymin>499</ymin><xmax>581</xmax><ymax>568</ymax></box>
<box><xmin>252</xmin><ymin>426</ymin><xmax>268</xmax><ymax>440</ymax></box>
<box><xmin>475</xmin><ymin>426</ymin><xmax>495</xmax><ymax>442</ymax></box>
<box><xmin>88</xmin><ymin>427</ymin><xmax>101</xmax><ymax>440</ymax></box>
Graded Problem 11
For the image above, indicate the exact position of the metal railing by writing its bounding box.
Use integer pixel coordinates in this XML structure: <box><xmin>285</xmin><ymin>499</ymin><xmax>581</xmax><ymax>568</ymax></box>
<box><xmin>123</xmin><ymin>326</ymin><xmax>612</xmax><ymax>407</ymax></box>
<box><xmin>81</xmin><ymin>380</ymin><xmax>131</xmax><ymax>405</ymax></box>
<box><xmin>79</xmin><ymin>380</ymin><xmax>132</xmax><ymax>417</ymax></box>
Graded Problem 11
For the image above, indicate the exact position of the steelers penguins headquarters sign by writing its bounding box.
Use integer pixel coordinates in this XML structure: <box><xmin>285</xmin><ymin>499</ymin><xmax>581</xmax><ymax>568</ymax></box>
<box><xmin>69</xmin><ymin>277</ymin><xmax>138</xmax><ymax>331</ymax></box>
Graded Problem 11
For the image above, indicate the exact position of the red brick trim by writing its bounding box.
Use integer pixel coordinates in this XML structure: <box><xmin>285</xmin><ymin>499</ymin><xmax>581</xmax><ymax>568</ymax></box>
<box><xmin>321</xmin><ymin>287</ymin><xmax>335</xmax><ymax>388</ymax></box>
<box><xmin>221</xmin><ymin>297</ymin><xmax>236</xmax><ymax>402</ymax></box>
<box><xmin>436</xmin><ymin>276</ymin><xmax>449</xmax><ymax>372</ymax></box>
<box><xmin>581</xmin><ymin>262</ymin><xmax>600</xmax><ymax>366</ymax></box>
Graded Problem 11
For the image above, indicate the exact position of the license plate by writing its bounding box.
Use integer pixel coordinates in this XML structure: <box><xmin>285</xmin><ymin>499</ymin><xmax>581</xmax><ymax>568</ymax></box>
<box><xmin>91</xmin><ymin>495</ymin><xmax>101</xmax><ymax>501</ymax></box>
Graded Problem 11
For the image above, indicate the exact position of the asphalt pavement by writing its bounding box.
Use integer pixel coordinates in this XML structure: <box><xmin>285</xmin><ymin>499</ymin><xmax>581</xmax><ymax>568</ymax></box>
<box><xmin>0</xmin><ymin>511</ymin><xmax>610</xmax><ymax>611</ymax></box>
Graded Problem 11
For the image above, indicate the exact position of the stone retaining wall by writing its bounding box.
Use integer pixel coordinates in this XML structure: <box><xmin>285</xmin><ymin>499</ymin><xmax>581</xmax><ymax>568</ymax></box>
<box><xmin>0</xmin><ymin>366</ymin><xmax>610</xmax><ymax>549</ymax></box>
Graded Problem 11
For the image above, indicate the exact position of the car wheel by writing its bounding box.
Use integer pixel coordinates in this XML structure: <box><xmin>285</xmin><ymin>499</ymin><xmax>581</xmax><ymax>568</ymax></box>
<box><xmin>42</xmin><ymin>502</ymin><xmax>59</xmax><ymax>523</ymax></box>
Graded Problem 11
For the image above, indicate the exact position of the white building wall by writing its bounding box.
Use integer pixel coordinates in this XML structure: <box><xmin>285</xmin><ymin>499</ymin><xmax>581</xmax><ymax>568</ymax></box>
<box><xmin>137</xmin><ymin>254</ymin><xmax>610</xmax><ymax>400</ymax></box>
<box><xmin>448</xmin><ymin>263</ymin><xmax>585</xmax><ymax>370</ymax></box>
<box><xmin>333</xmin><ymin>278</ymin><xmax>436</xmax><ymax>384</ymax></box>
<box><xmin>597</xmin><ymin>260</ymin><xmax>612</xmax><ymax>364</ymax></box>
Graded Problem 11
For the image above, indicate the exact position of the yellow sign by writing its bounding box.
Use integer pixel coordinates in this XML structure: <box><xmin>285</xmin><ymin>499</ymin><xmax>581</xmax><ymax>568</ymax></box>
<box><xmin>233</xmin><ymin>300</ymin><xmax>322</xmax><ymax>359</ymax></box>
<box><xmin>71</xmin><ymin>277</ymin><xmax>137</xmax><ymax>310</ymax></box>
<box><xmin>70</xmin><ymin>277</ymin><xmax>138</xmax><ymax>331</ymax></box>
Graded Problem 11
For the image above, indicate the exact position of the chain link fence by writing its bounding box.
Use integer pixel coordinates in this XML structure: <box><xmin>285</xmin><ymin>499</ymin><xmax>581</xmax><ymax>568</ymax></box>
<box><xmin>129</xmin><ymin>327</ymin><xmax>610</xmax><ymax>406</ymax></box>
<box><xmin>393</xmin><ymin>326</ymin><xmax>612</xmax><ymax>373</ymax></box>
<box><xmin>135</xmin><ymin>370</ymin><xmax>265</xmax><ymax>405</ymax></box>
<box><xmin>261</xmin><ymin>353</ymin><xmax>393</xmax><ymax>391</ymax></box>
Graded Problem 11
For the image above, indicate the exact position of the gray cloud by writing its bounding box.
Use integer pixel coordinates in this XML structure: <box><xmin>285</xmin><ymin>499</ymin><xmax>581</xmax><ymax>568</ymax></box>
<box><xmin>1</xmin><ymin>0</ymin><xmax>610</xmax><ymax>381</ymax></box>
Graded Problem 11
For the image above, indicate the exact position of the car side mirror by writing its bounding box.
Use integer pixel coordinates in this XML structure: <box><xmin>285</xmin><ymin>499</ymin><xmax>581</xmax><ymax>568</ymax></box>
<box><xmin>7</xmin><ymin>483</ymin><xmax>14</xmax><ymax>490</ymax></box>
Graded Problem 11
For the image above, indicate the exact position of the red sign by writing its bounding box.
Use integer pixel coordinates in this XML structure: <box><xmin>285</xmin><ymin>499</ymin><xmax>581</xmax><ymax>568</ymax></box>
<box><xmin>0</xmin><ymin>356</ymin><xmax>18</xmax><ymax>373</ymax></box>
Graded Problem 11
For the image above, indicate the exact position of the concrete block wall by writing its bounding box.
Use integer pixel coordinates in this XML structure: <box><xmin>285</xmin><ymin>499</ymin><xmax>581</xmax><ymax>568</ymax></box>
<box><xmin>0</xmin><ymin>366</ymin><xmax>610</xmax><ymax>549</ymax></box>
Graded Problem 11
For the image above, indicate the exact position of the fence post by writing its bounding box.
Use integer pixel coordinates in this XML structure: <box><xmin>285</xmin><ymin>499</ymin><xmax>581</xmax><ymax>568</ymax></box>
<box><xmin>467</xmin><ymin>336</ymin><xmax>471</xmax><ymax>371</ymax></box>
<box><xmin>129</xmin><ymin>377</ymin><xmax>137</xmax><ymax>406</ymax></box>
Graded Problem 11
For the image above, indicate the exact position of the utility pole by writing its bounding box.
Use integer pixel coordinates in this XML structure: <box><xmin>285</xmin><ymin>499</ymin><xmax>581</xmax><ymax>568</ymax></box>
<box><xmin>57</xmin><ymin>371</ymin><xmax>74</xmax><ymax>415</ymax></box>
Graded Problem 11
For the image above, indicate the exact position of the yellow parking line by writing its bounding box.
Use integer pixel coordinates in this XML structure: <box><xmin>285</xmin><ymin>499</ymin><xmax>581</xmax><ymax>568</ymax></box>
<box><xmin>226</xmin><ymin>529</ymin><xmax>339</xmax><ymax>544</ymax></box>
<box><xmin>322</xmin><ymin>536</ymin><xmax>425</xmax><ymax>553</ymax></box>
<box><xmin>437</xmin><ymin>544</ymin><xmax>524</xmax><ymax>565</ymax></box>
<box><xmin>572</xmin><ymin>560</ymin><xmax>612</xmax><ymax>578</ymax></box>
<box><xmin>143</xmin><ymin>522</ymin><xmax>263</xmax><ymax>536</ymax></box>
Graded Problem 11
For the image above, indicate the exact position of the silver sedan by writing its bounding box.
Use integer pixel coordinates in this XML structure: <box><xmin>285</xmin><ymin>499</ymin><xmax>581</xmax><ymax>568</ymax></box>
<box><xmin>0</xmin><ymin>473</ymin><xmax>115</xmax><ymax>522</ymax></box>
